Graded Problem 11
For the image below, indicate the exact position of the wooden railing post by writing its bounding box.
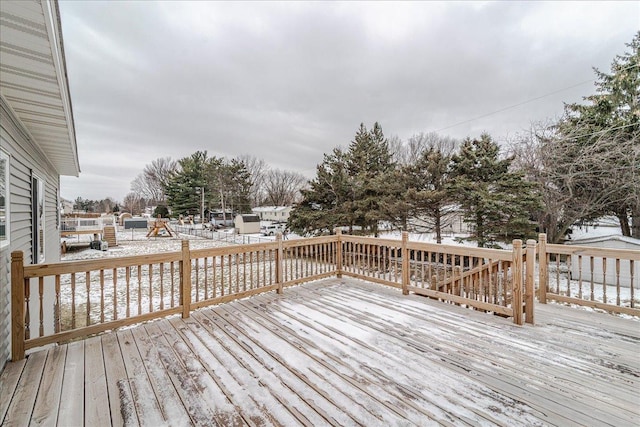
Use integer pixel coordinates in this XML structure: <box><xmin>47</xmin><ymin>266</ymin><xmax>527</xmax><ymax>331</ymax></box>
<box><xmin>335</xmin><ymin>229</ymin><xmax>343</xmax><ymax>278</ymax></box>
<box><xmin>11</xmin><ymin>251</ymin><xmax>25</xmax><ymax>361</ymax></box>
<box><xmin>512</xmin><ymin>240</ymin><xmax>524</xmax><ymax>325</ymax></box>
<box><xmin>181</xmin><ymin>240</ymin><xmax>191</xmax><ymax>318</ymax></box>
<box><xmin>538</xmin><ymin>233</ymin><xmax>547</xmax><ymax>304</ymax></box>
<box><xmin>401</xmin><ymin>231</ymin><xmax>409</xmax><ymax>295</ymax></box>
<box><xmin>525</xmin><ymin>239</ymin><xmax>536</xmax><ymax>325</ymax></box>
<box><xmin>276</xmin><ymin>232</ymin><xmax>284</xmax><ymax>294</ymax></box>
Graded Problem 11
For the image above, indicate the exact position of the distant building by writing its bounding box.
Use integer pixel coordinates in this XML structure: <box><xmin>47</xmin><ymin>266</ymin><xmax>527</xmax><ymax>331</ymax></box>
<box><xmin>235</xmin><ymin>214</ymin><xmax>261</xmax><ymax>234</ymax></box>
<box><xmin>252</xmin><ymin>206</ymin><xmax>292</xmax><ymax>223</ymax></box>
<box><xmin>60</xmin><ymin>198</ymin><xmax>74</xmax><ymax>215</ymax></box>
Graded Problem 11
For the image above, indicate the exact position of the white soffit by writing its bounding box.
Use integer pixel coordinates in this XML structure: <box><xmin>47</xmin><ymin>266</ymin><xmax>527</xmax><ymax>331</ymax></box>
<box><xmin>0</xmin><ymin>0</ymin><xmax>80</xmax><ymax>176</ymax></box>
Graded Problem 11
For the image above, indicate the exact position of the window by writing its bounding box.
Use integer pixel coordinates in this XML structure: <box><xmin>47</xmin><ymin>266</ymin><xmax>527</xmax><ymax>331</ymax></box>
<box><xmin>0</xmin><ymin>150</ymin><xmax>8</xmax><ymax>247</ymax></box>
<box><xmin>32</xmin><ymin>174</ymin><xmax>45</xmax><ymax>263</ymax></box>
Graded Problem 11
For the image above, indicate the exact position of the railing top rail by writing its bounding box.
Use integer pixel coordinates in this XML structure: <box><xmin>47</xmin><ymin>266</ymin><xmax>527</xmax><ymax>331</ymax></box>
<box><xmin>341</xmin><ymin>235</ymin><xmax>403</xmax><ymax>247</ymax></box>
<box><xmin>546</xmin><ymin>243</ymin><xmax>640</xmax><ymax>260</ymax></box>
<box><xmin>23</xmin><ymin>251</ymin><xmax>182</xmax><ymax>278</ymax></box>
<box><xmin>283</xmin><ymin>235</ymin><xmax>337</xmax><ymax>248</ymax></box>
<box><xmin>190</xmin><ymin>241</ymin><xmax>278</xmax><ymax>258</ymax></box>
<box><xmin>406</xmin><ymin>240</ymin><xmax>513</xmax><ymax>261</ymax></box>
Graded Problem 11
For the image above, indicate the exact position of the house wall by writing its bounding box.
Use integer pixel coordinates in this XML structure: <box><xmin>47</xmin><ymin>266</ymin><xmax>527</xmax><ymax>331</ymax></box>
<box><xmin>252</xmin><ymin>207</ymin><xmax>291</xmax><ymax>222</ymax></box>
<box><xmin>0</xmin><ymin>98</ymin><xmax>61</xmax><ymax>366</ymax></box>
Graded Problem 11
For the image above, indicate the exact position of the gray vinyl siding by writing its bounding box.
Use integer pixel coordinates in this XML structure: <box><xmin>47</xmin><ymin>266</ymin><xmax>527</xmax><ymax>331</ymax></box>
<box><xmin>0</xmin><ymin>98</ymin><xmax>62</xmax><ymax>367</ymax></box>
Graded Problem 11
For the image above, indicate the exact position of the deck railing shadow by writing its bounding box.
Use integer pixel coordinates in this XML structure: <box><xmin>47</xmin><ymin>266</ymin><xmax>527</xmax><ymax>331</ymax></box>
<box><xmin>11</xmin><ymin>232</ymin><xmax>638</xmax><ymax>361</ymax></box>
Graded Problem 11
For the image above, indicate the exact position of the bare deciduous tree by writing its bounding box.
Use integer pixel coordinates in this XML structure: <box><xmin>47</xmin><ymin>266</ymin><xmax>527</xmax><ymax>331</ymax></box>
<box><xmin>236</xmin><ymin>154</ymin><xmax>268</xmax><ymax>207</ymax></box>
<box><xmin>263</xmin><ymin>169</ymin><xmax>307</xmax><ymax>207</ymax></box>
<box><xmin>131</xmin><ymin>157</ymin><xmax>177</xmax><ymax>204</ymax></box>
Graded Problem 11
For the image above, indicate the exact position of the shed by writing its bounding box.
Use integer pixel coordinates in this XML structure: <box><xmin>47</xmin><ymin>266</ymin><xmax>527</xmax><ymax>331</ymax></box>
<box><xmin>235</xmin><ymin>214</ymin><xmax>261</xmax><ymax>234</ymax></box>
<box><xmin>566</xmin><ymin>235</ymin><xmax>640</xmax><ymax>288</ymax></box>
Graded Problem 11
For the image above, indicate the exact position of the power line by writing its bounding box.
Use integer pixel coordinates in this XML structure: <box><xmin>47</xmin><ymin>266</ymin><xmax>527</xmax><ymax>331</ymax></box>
<box><xmin>433</xmin><ymin>63</ymin><xmax>640</xmax><ymax>133</ymax></box>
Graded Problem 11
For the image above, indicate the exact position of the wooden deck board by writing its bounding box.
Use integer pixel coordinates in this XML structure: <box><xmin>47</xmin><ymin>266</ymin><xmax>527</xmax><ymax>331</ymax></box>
<box><xmin>2</xmin><ymin>277</ymin><xmax>639</xmax><ymax>426</ymax></box>
<box><xmin>101</xmin><ymin>331</ymin><xmax>137</xmax><ymax>427</ymax></box>
<box><xmin>84</xmin><ymin>336</ymin><xmax>112</xmax><ymax>426</ymax></box>
<box><xmin>4</xmin><ymin>350</ymin><xmax>47</xmax><ymax>426</ymax></box>
<box><xmin>56</xmin><ymin>340</ymin><xmax>84</xmax><ymax>426</ymax></box>
<box><xmin>0</xmin><ymin>358</ymin><xmax>26</xmax><ymax>421</ymax></box>
<box><xmin>29</xmin><ymin>345</ymin><xmax>66</xmax><ymax>426</ymax></box>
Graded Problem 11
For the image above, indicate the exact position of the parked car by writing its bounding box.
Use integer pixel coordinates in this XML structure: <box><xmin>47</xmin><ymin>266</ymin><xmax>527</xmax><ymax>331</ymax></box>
<box><xmin>261</xmin><ymin>224</ymin><xmax>284</xmax><ymax>236</ymax></box>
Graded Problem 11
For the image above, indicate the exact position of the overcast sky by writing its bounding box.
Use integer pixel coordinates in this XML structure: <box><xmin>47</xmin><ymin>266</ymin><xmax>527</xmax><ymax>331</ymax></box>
<box><xmin>58</xmin><ymin>1</ymin><xmax>639</xmax><ymax>202</ymax></box>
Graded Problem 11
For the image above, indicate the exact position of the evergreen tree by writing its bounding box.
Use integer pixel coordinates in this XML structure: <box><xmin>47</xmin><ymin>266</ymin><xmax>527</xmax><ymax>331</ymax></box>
<box><xmin>450</xmin><ymin>134</ymin><xmax>540</xmax><ymax>248</ymax></box>
<box><xmin>165</xmin><ymin>151</ymin><xmax>209</xmax><ymax>216</ymax></box>
<box><xmin>289</xmin><ymin>122</ymin><xmax>399</xmax><ymax>236</ymax></box>
<box><xmin>404</xmin><ymin>146</ymin><xmax>454</xmax><ymax>243</ymax></box>
<box><xmin>288</xmin><ymin>148</ymin><xmax>351</xmax><ymax>235</ymax></box>
<box><xmin>347</xmin><ymin>122</ymin><xmax>397</xmax><ymax>236</ymax></box>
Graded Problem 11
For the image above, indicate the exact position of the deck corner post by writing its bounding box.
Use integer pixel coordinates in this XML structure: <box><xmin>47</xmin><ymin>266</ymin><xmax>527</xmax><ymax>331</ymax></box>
<box><xmin>512</xmin><ymin>239</ymin><xmax>524</xmax><ymax>325</ymax></box>
<box><xmin>401</xmin><ymin>231</ymin><xmax>410</xmax><ymax>295</ymax></box>
<box><xmin>276</xmin><ymin>232</ymin><xmax>284</xmax><ymax>294</ymax></box>
<box><xmin>538</xmin><ymin>233</ymin><xmax>548</xmax><ymax>304</ymax></box>
<box><xmin>525</xmin><ymin>239</ymin><xmax>536</xmax><ymax>325</ymax></box>
<box><xmin>181</xmin><ymin>240</ymin><xmax>191</xmax><ymax>318</ymax></box>
<box><xmin>11</xmin><ymin>251</ymin><xmax>25</xmax><ymax>361</ymax></box>
<box><xmin>335</xmin><ymin>228</ymin><xmax>343</xmax><ymax>278</ymax></box>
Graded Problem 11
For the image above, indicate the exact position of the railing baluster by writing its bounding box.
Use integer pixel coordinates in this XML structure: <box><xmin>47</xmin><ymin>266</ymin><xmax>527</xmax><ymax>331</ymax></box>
<box><xmin>100</xmin><ymin>269</ymin><xmax>105</xmax><ymax>323</ymax></box>
<box><xmin>126</xmin><ymin>266</ymin><xmax>131</xmax><ymax>316</ymax></box>
<box><xmin>616</xmin><ymin>258</ymin><xmax>620</xmax><ymax>306</ymax></box>
<box><xmin>236</xmin><ymin>253</ymin><xmax>240</xmax><ymax>293</ymax></box>
<box><xmin>160</xmin><ymin>263</ymin><xmax>165</xmax><ymax>310</ymax></box>
<box><xmin>590</xmin><ymin>257</ymin><xmax>595</xmax><ymax>301</ymax></box>
<box><xmin>602</xmin><ymin>258</ymin><xmax>607</xmax><ymax>304</ymax></box>
<box><xmin>137</xmin><ymin>265</ymin><xmax>142</xmax><ymax>315</ymax></box>
<box><xmin>71</xmin><ymin>273</ymin><xmax>76</xmax><ymax>329</ymax></box>
<box><xmin>630</xmin><ymin>260</ymin><xmax>635</xmax><ymax>308</ymax></box>
<box><xmin>38</xmin><ymin>277</ymin><xmax>44</xmax><ymax>337</ymax></box>
<box><xmin>85</xmin><ymin>271</ymin><xmax>90</xmax><ymax>326</ymax></box>
<box><xmin>578</xmin><ymin>255</ymin><xmax>583</xmax><ymax>299</ymax></box>
<box><xmin>148</xmin><ymin>264</ymin><xmax>153</xmax><ymax>312</ymax></box>
<box><xmin>54</xmin><ymin>275</ymin><xmax>61</xmax><ymax>333</ymax></box>
<box><xmin>171</xmin><ymin>262</ymin><xmax>175</xmax><ymax>307</ymax></box>
<box><xmin>195</xmin><ymin>258</ymin><xmax>200</xmax><ymax>302</ymax></box>
<box><xmin>113</xmin><ymin>268</ymin><xmax>118</xmax><ymax>320</ymax></box>
<box><xmin>25</xmin><ymin>277</ymin><xmax>30</xmax><ymax>340</ymax></box>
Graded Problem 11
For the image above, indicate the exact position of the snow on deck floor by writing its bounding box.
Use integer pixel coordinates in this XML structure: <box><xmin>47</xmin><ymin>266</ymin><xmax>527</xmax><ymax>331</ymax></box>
<box><xmin>1</xmin><ymin>278</ymin><xmax>639</xmax><ymax>426</ymax></box>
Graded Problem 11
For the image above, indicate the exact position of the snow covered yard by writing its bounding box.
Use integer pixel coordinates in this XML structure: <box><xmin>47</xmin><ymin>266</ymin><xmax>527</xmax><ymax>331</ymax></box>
<box><xmin>2</xmin><ymin>278</ymin><xmax>638</xmax><ymax>426</ymax></box>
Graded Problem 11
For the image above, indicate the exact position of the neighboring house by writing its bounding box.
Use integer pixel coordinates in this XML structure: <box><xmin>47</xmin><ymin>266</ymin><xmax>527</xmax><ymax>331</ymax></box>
<box><xmin>566</xmin><ymin>235</ymin><xmax>640</xmax><ymax>288</ymax></box>
<box><xmin>60</xmin><ymin>197</ymin><xmax>74</xmax><ymax>215</ymax></box>
<box><xmin>234</xmin><ymin>214</ymin><xmax>261</xmax><ymax>234</ymax></box>
<box><xmin>0</xmin><ymin>0</ymin><xmax>80</xmax><ymax>367</ymax></box>
<box><xmin>252</xmin><ymin>206</ymin><xmax>292</xmax><ymax>223</ymax></box>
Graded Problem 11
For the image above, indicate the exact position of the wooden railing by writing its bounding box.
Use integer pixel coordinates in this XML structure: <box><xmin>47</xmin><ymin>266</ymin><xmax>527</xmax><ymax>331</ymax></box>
<box><xmin>19</xmin><ymin>231</ymin><xmax>612</xmax><ymax>361</ymax></box>
<box><xmin>10</xmin><ymin>235</ymin><xmax>339</xmax><ymax>361</ymax></box>
<box><xmin>60</xmin><ymin>216</ymin><xmax>115</xmax><ymax>231</ymax></box>
<box><xmin>339</xmin><ymin>233</ymin><xmax>535</xmax><ymax>325</ymax></box>
<box><xmin>538</xmin><ymin>234</ymin><xmax>640</xmax><ymax>316</ymax></box>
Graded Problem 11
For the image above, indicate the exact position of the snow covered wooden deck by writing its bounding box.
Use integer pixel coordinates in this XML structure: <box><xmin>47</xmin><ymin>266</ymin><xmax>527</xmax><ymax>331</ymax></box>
<box><xmin>2</xmin><ymin>277</ymin><xmax>639</xmax><ymax>426</ymax></box>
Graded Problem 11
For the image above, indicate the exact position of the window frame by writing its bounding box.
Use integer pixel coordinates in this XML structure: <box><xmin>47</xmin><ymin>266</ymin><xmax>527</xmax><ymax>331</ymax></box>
<box><xmin>32</xmin><ymin>173</ymin><xmax>45</xmax><ymax>263</ymax></box>
<box><xmin>0</xmin><ymin>150</ymin><xmax>9</xmax><ymax>248</ymax></box>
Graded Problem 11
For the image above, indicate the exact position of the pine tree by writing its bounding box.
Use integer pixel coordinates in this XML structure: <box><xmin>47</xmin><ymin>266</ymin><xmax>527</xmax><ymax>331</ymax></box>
<box><xmin>347</xmin><ymin>122</ymin><xmax>396</xmax><ymax>236</ymax></box>
<box><xmin>404</xmin><ymin>146</ymin><xmax>454</xmax><ymax>243</ymax></box>
<box><xmin>450</xmin><ymin>134</ymin><xmax>540</xmax><ymax>248</ymax></box>
<box><xmin>288</xmin><ymin>148</ymin><xmax>351</xmax><ymax>235</ymax></box>
<box><xmin>165</xmin><ymin>151</ymin><xmax>209</xmax><ymax>216</ymax></box>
